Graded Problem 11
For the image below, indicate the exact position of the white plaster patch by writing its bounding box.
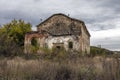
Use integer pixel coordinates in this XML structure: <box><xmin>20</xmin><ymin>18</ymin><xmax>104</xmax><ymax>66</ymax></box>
<box><xmin>45</xmin><ymin>35</ymin><xmax>80</xmax><ymax>50</ymax></box>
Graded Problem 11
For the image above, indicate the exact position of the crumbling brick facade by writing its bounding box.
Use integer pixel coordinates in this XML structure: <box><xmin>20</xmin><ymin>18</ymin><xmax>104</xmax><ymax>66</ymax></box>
<box><xmin>24</xmin><ymin>13</ymin><xmax>90</xmax><ymax>54</ymax></box>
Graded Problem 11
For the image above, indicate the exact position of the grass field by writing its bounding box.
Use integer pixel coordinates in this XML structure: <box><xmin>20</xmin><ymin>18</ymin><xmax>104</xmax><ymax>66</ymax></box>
<box><xmin>0</xmin><ymin>55</ymin><xmax>119</xmax><ymax>80</ymax></box>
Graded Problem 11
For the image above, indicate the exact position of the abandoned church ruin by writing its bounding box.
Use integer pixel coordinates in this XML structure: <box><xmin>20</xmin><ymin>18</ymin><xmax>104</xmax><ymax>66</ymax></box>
<box><xmin>24</xmin><ymin>13</ymin><xmax>90</xmax><ymax>54</ymax></box>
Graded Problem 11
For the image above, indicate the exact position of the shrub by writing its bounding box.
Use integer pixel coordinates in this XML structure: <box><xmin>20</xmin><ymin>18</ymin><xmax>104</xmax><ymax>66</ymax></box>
<box><xmin>90</xmin><ymin>46</ymin><xmax>114</xmax><ymax>57</ymax></box>
<box><xmin>0</xmin><ymin>34</ymin><xmax>23</xmax><ymax>57</ymax></box>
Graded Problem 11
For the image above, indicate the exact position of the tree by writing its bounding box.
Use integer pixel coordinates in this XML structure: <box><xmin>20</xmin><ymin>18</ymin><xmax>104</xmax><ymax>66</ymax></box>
<box><xmin>0</xmin><ymin>19</ymin><xmax>32</xmax><ymax>56</ymax></box>
<box><xmin>0</xmin><ymin>19</ymin><xmax>32</xmax><ymax>46</ymax></box>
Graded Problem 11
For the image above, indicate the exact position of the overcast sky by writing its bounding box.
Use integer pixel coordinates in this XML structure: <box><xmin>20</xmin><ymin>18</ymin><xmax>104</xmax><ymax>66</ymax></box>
<box><xmin>0</xmin><ymin>0</ymin><xmax>120</xmax><ymax>51</ymax></box>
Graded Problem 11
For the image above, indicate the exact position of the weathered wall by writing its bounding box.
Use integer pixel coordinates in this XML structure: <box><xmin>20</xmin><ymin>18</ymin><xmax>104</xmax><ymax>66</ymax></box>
<box><xmin>72</xmin><ymin>21</ymin><xmax>90</xmax><ymax>54</ymax></box>
<box><xmin>45</xmin><ymin>35</ymin><xmax>80</xmax><ymax>51</ymax></box>
<box><xmin>81</xmin><ymin>23</ymin><xmax>90</xmax><ymax>54</ymax></box>
<box><xmin>24</xmin><ymin>32</ymin><xmax>47</xmax><ymax>54</ymax></box>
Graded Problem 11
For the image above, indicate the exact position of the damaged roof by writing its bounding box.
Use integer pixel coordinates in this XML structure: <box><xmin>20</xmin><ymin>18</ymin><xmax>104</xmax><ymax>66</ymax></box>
<box><xmin>43</xmin><ymin>22</ymin><xmax>81</xmax><ymax>36</ymax></box>
<box><xmin>37</xmin><ymin>13</ymin><xmax>90</xmax><ymax>36</ymax></box>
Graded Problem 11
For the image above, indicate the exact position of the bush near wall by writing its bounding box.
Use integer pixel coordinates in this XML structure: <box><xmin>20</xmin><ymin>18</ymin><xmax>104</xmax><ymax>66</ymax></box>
<box><xmin>90</xmin><ymin>46</ymin><xmax>114</xmax><ymax>57</ymax></box>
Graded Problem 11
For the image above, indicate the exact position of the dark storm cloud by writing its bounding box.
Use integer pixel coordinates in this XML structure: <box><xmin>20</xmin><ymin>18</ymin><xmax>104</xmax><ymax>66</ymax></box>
<box><xmin>0</xmin><ymin>10</ymin><xmax>35</xmax><ymax>25</ymax></box>
<box><xmin>70</xmin><ymin>0</ymin><xmax>120</xmax><ymax>31</ymax></box>
<box><xmin>0</xmin><ymin>8</ymin><xmax>50</xmax><ymax>26</ymax></box>
<box><xmin>99</xmin><ymin>0</ymin><xmax>120</xmax><ymax>11</ymax></box>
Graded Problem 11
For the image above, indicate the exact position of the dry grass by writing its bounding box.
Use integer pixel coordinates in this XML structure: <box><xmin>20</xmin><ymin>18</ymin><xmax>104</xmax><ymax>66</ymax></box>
<box><xmin>0</xmin><ymin>56</ymin><xmax>119</xmax><ymax>80</ymax></box>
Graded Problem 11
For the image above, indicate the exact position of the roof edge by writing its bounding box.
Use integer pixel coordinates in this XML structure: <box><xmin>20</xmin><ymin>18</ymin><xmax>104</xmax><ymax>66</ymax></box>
<box><xmin>36</xmin><ymin>13</ymin><xmax>90</xmax><ymax>37</ymax></box>
<box><xmin>36</xmin><ymin>13</ymin><xmax>84</xmax><ymax>27</ymax></box>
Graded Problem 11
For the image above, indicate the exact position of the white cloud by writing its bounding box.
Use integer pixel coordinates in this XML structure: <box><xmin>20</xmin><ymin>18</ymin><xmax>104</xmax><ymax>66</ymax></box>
<box><xmin>90</xmin><ymin>28</ymin><xmax>120</xmax><ymax>39</ymax></box>
<box><xmin>90</xmin><ymin>27</ymin><xmax>120</xmax><ymax>51</ymax></box>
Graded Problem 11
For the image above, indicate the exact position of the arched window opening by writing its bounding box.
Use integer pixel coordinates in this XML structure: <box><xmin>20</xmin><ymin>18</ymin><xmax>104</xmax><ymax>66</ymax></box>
<box><xmin>31</xmin><ymin>38</ymin><xmax>38</xmax><ymax>47</ymax></box>
<box><xmin>44</xmin><ymin>43</ymin><xmax>48</xmax><ymax>48</ymax></box>
<box><xmin>68</xmin><ymin>42</ymin><xmax>73</xmax><ymax>49</ymax></box>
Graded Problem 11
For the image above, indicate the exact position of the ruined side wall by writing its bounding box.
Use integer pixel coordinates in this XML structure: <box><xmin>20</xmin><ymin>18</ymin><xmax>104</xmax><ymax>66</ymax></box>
<box><xmin>81</xmin><ymin>24</ymin><xmax>90</xmax><ymax>54</ymax></box>
<box><xmin>73</xmin><ymin>21</ymin><xmax>90</xmax><ymax>54</ymax></box>
<box><xmin>24</xmin><ymin>33</ymin><xmax>47</xmax><ymax>54</ymax></box>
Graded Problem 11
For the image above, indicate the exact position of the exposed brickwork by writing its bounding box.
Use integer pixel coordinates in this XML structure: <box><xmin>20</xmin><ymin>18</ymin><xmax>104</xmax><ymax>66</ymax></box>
<box><xmin>24</xmin><ymin>13</ymin><xmax>90</xmax><ymax>54</ymax></box>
